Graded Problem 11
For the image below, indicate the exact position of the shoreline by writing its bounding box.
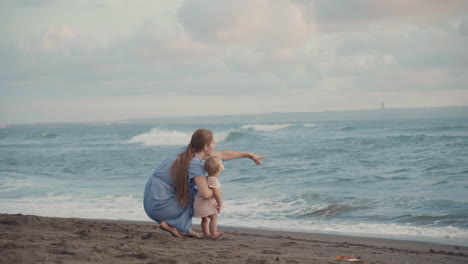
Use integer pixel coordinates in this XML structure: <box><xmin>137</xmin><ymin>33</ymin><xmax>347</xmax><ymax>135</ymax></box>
<box><xmin>51</xmin><ymin>216</ymin><xmax>468</xmax><ymax>247</ymax></box>
<box><xmin>1</xmin><ymin>213</ymin><xmax>467</xmax><ymax>263</ymax></box>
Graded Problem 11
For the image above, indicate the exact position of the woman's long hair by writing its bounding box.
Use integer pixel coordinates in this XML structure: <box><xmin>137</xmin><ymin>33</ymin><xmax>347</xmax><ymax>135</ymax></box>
<box><xmin>171</xmin><ymin>129</ymin><xmax>213</xmax><ymax>207</ymax></box>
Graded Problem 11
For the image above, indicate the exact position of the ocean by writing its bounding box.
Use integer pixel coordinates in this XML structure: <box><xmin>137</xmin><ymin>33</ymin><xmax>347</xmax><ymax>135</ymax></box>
<box><xmin>1</xmin><ymin>115</ymin><xmax>467</xmax><ymax>245</ymax></box>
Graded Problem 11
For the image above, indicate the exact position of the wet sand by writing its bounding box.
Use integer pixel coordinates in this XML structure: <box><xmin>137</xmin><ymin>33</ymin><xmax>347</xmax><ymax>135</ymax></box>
<box><xmin>1</xmin><ymin>213</ymin><xmax>466</xmax><ymax>264</ymax></box>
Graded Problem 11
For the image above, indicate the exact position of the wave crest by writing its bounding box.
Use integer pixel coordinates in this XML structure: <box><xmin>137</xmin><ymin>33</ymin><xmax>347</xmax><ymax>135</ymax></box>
<box><xmin>221</xmin><ymin>131</ymin><xmax>249</xmax><ymax>142</ymax></box>
<box><xmin>241</xmin><ymin>124</ymin><xmax>292</xmax><ymax>132</ymax></box>
<box><xmin>241</xmin><ymin>123</ymin><xmax>318</xmax><ymax>132</ymax></box>
<box><xmin>128</xmin><ymin>129</ymin><xmax>191</xmax><ymax>146</ymax></box>
<box><xmin>294</xmin><ymin>204</ymin><xmax>365</xmax><ymax>218</ymax></box>
<box><xmin>128</xmin><ymin>129</ymin><xmax>232</xmax><ymax>146</ymax></box>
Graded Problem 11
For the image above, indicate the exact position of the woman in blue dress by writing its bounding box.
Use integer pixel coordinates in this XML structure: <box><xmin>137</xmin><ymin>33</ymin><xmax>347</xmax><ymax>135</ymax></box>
<box><xmin>143</xmin><ymin>129</ymin><xmax>267</xmax><ymax>237</ymax></box>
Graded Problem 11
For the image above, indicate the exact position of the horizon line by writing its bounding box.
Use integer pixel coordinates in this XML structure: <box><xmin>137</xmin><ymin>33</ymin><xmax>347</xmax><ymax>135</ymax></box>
<box><xmin>2</xmin><ymin>105</ymin><xmax>468</xmax><ymax>126</ymax></box>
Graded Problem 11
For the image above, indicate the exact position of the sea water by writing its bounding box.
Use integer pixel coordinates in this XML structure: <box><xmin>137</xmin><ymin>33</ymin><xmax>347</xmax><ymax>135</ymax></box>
<box><xmin>1</xmin><ymin>117</ymin><xmax>467</xmax><ymax>245</ymax></box>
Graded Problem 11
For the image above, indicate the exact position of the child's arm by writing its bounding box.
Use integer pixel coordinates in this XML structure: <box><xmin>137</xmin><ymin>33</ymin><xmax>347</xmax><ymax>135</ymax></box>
<box><xmin>212</xmin><ymin>188</ymin><xmax>223</xmax><ymax>213</ymax></box>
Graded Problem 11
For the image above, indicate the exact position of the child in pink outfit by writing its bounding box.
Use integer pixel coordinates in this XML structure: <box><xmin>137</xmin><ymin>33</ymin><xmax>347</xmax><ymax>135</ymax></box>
<box><xmin>193</xmin><ymin>157</ymin><xmax>225</xmax><ymax>239</ymax></box>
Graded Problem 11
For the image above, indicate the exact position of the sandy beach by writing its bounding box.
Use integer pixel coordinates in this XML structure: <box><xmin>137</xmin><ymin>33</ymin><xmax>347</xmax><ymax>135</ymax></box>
<box><xmin>1</xmin><ymin>213</ymin><xmax>466</xmax><ymax>264</ymax></box>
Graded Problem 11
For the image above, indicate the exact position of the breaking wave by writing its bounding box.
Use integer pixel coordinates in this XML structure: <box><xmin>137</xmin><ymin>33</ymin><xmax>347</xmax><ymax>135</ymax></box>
<box><xmin>128</xmin><ymin>129</ymin><xmax>191</xmax><ymax>146</ymax></box>
<box><xmin>241</xmin><ymin>123</ymin><xmax>317</xmax><ymax>132</ymax></box>
<box><xmin>241</xmin><ymin>124</ymin><xmax>292</xmax><ymax>132</ymax></box>
<box><xmin>128</xmin><ymin>129</ymin><xmax>236</xmax><ymax>146</ymax></box>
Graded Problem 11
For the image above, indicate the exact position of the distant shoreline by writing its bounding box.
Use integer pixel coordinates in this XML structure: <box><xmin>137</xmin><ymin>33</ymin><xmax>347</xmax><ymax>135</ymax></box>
<box><xmin>3</xmin><ymin>105</ymin><xmax>468</xmax><ymax>127</ymax></box>
<box><xmin>121</xmin><ymin>105</ymin><xmax>468</xmax><ymax>124</ymax></box>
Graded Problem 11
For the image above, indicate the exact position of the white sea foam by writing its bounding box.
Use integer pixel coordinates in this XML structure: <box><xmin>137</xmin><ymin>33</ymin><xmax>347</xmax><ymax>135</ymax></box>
<box><xmin>241</xmin><ymin>124</ymin><xmax>292</xmax><ymax>132</ymax></box>
<box><xmin>128</xmin><ymin>128</ymin><xmax>231</xmax><ymax>146</ymax></box>
<box><xmin>0</xmin><ymin>194</ymin><xmax>149</xmax><ymax>221</ymax></box>
<box><xmin>215</xmin><ymin>130</ymin><xmax>231</xmax><ymax>143</ymax></box>
<box><xmin>0</xmin><ymin>173</ymin><xmax>47</xmax><ymax>192</ymax></box>
<box><xmin>241</xmin><ymin>123</ymin><xmax>317</xmax><ymax>131</ymax></box>
<box><xmin>128</xmin><ymin>129</ymin><xmax>191</xmax><ymax>146</ymax></box>
<box><xmin>213</xmin><ymin>197</ymin><xmax>468</xmax><ymax>245</ymax></box>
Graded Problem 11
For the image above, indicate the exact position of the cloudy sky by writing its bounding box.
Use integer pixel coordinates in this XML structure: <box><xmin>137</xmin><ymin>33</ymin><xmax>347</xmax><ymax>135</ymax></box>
<box><xmin>1</xmin><ymin>0</ymin><xmax>468</xmax><ymax>124</ymax></box>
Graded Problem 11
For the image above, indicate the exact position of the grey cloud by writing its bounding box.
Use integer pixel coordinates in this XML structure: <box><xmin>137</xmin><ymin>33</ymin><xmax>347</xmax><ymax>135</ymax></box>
<box><xmin>0</xmin><ymin>18</ymin><xmax>215</xmax><ymax>88</ymax></box>
<box><xmin>460</xmin><ymin>17</ymin><xmax>468</xmax><ymax>36</ymax></box>
<box><xmin>394</xmin><ymin>28</ymin><xmax>468</xmax><ymax>69</ymax></box>
<box><xmin>0</xmin><ymin>26</ymin><xmax>247</xmax><ymax>97</ymax></box>
<box><xmin>335</xmin><ymin>32</ymin><xmax>377</xmax><ymax>56</ymax></box>
<box><xmin>2</xmin><ymin>1</ymin><xmax>467</xmax><ymax>105</ymax></box>
<box><xmin>0</xmin><ymin>0</ymin><xmax>58</xmax><ymax>6</ymax></box>
<box><xmin>177</xmin><ymin>0</ymin><xmax>314</xmax><ymax>48</ymax></box>
<box><xmin>306</xmin><ymin>24</ymin><xmax>468</xmax><ymax>93</ymax></box>
<box><xmin>332</xmin><ymin>24</ymin><xmax>468</xmax><ymax>71</ymax></box>
<box><xmin>293</xmin><ymin>0</ymin><xmax>468</xmax><ymax>31</ymax></box>
<box><xmin>177</xmin><ymin>1</ymin><xmax>240</xmax><ymax>42</ymax></box>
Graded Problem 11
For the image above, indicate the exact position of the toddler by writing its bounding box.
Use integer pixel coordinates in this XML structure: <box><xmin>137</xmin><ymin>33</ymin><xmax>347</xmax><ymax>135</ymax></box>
<box><xmin>193</xmin><ymin>157</ymin><xmax>225</xmax><ymax>239</ymax></box>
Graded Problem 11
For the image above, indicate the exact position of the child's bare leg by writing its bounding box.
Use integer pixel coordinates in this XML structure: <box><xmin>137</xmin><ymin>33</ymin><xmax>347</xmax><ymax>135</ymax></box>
<box><xmin>208</xmin><ymin>214</ymin><xmax>224</xmax><ymax>239</ymax></box>
<box><xmin>201</xmin><ymin>217</ymin><xmax>211</xmax><ymax>238</ymax></box>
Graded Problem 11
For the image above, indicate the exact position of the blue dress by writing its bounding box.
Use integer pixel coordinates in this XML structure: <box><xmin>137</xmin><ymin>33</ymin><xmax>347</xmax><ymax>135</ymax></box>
<box><xmin>143</xmin><ymin>148</ymin><xmax>206</xmax><ymax>233</ymax></box>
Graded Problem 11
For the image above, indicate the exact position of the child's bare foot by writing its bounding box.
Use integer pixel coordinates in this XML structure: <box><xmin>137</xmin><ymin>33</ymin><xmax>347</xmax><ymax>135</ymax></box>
<box><xmin>210</xmin><ymin>231</ymin><xmax>224</xmax><ymax>239</ymax></box>
<box><xmin>159</xmin><ymin>221</ymin><xmax>183</xmax><ymax>238</ymax></box>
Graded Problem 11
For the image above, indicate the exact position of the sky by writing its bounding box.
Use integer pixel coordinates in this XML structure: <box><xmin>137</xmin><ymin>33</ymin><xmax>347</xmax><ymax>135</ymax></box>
<box><xmin>1</xmin><ymin>0</ymin><xmax>468</xmax><ymax>124</ymax></box>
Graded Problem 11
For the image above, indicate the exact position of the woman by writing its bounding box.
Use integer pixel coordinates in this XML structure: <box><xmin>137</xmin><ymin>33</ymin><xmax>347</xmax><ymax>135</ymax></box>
<box><xmin>143</xmin><ymin>129</ymin><xmax>267</xmax><ymax>237</ymax></box>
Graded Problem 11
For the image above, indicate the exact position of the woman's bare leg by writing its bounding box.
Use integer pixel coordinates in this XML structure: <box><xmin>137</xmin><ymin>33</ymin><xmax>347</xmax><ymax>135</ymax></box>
<box><xmin>159</xmin><ymin>221</ymin><xmax>183</xmax><ymax>238</ymax></box>
<box><xmin>208</xmin><ymin>214</ymin><xmax>224</xmax><ymax>239</ymax></box>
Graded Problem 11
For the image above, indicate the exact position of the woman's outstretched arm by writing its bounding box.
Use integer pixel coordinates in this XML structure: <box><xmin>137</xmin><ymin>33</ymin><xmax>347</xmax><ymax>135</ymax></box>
<box><xmin>215</xmin><ymin>151</ymin><xmax>268</xmax><ymax>165</ymax></box>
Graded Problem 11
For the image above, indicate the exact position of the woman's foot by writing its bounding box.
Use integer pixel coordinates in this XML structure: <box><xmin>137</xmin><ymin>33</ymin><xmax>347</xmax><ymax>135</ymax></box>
<box><xmin>159</xmin><ymin>221</ymin><xmax>183</xmax><ymax>238</ymax></box>
<box><xmin>181</xmin><ymin>230</ymin><xmax>201</xmax><ymax>238</ymax></box>
<box><xmin>210</xmin><ymin>231</ymin><xmax>224</xmax><ymax>239</ymax></box>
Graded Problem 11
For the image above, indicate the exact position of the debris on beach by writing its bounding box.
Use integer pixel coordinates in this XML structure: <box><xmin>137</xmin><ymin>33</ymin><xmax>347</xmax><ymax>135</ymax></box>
<box><xmin>336</xmin><ymin>255</ymin><xmax>362</xmax><ymax>262</ymax></box>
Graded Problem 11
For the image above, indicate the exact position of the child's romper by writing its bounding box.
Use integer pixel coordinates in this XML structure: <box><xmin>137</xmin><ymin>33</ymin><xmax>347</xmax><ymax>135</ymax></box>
<box><xmin>193</xmin><ymin>176</ymin><xmax>223</xmax><ymax>218</ymax></box>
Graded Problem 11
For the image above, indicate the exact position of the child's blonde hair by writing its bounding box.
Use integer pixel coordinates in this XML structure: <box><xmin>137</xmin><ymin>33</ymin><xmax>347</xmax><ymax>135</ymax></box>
<box><xmin>204</xmin><ymin>157</ymin><xmax>222</xmax><ymax>175</ymax></box>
